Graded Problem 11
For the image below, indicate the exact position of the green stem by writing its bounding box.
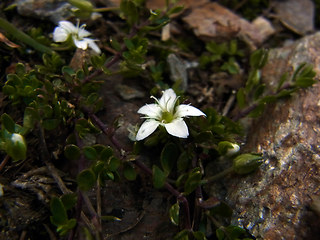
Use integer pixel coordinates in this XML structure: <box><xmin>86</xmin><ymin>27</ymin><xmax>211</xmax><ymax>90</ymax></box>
<box><xmin>93</xmin><ymin>7</ymin><xmax>119</xmax><ymax>12</ymax></box>
<box><xmin>0</xmin><ymin>17</ymin><xmax>54</xmax><ymax>54</ymax></box>
<box><xmin>201</xmin><ymin>167</ymin><xmax>234</xmax><ymax>184</ymax></box>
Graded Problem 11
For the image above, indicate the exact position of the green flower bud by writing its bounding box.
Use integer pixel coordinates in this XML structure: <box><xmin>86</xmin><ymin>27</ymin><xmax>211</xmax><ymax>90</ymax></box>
<box><xmin>233</xmin><ymin>153</ymin><xmax>263</xmax><ymax>174</ymax></box>
<box><xmin>218</xmin><ymin>141</ymin><xmax>240</xmax><ymax>156</ymax></box>
<box><xmin>5</xmin><ymin>133</ymin><xmax>27</xmax><ymax>161</ymax></box>
<box><xmin>68</xmin><ymin>0</ymin><xmax>93</xmax><ymax>12</ymax></box>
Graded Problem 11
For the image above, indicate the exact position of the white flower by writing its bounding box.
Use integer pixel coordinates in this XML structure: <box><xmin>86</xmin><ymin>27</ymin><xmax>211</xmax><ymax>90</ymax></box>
<box><xmin>136</xmin><ymin>89</ymin><xmax>206</xmax><ymax>140</ymax></box>
<box><xmin>53</xmin><ymin>20</ymin><xmax>101</xmax><ymax>54</ymax></box>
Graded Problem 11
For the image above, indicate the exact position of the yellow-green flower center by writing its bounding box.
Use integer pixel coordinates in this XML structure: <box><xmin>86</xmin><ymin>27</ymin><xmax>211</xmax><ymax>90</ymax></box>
<box><xmin>161</xmin><ymin>111</ymin><xmax>174</xmax><ymax>123</ymax></box>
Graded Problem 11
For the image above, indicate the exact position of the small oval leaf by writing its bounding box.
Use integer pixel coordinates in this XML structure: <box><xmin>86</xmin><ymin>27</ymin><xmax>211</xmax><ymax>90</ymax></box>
<box><xmin>169</xmin><ymin>202</ymin><xmax>180</xmax><ymax>226</ymax></box>
<box><xmin>77</xmin><ymin>169</ymin><xmax>96</xmax><ymax>191</ymax></box>
<box><xmin>64</xmin><ymin>144</ymin><xmax>81</xmax><ymax>161</ymax></box>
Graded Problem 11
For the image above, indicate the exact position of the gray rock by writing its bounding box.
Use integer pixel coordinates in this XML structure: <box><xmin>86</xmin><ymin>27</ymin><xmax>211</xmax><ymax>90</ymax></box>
<box><xmin>272</xmin><ymin>0</ymin><xmax>315</xmax><ymax>35</ymax></box>
<box><xmin>225</xmin><ymin>33</ymin><xmax>320</xmax><ymax>239</ymax></box>
<box><xmin>16</xmin><ymin>0</ymin><xmax>72</xmax><ymax>23</ymax></box>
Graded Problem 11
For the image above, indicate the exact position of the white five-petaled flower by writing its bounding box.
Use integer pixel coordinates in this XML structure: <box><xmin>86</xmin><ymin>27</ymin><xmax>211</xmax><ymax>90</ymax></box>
<box><xmin>53</xmin><ymin>20</ymin><xmax>101</xmax><ymax>54</ymax></box>
<box><xmin>136</xmin><ymin>89</ymin><xmax>206</xmax><ymax>141</ymax></box>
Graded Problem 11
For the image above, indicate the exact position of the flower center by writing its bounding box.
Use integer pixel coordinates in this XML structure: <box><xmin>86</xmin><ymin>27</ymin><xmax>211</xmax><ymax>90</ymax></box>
<box><xmin>161</xmin><ymin>111</ymin><xmax>174</xmax><ymax>124</ymax></box>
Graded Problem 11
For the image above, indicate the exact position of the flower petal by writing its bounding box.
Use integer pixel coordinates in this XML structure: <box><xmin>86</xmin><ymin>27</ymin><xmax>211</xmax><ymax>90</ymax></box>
<box><xmin>175</xmin><ymin>104</ymin><xmax>206</xmax><ymax>118</ymax></box>
<box><xmin>138</xmin><ymin>104</ymin><xmax>162</xmax><ymax>119</ymax></box>
<box><xmin>78</xmin><ymin>27</ymin><xmax>91</xmax><ymax>38</ymax></box>
<box><xmin>53</xmin><ymin>27</ymin><xmax>68</xmax><ymax>42</ymax></box>
<box><xmin>164</xmin><ymin>119</ymin><xmax>189</xmax><ymax>138</ymax></box>
<box><xmin>158</xmin><ymin>88</ymin><xmax>177</xmax><ymax>112</ymax></box>
<box><xmin>59</xmin><ymin>21</ymin><xmax>77</xmax><ymax>33</ymax></box>
<box><xmin>136</xmin><ymin>120</ymin><xmax>160</xmax><ymax>141</ymax></box>
<box><xmin>85</xmin><ymin>38</ymin><xmax>101</xmax><ymax>54</ymax></box>
<box><xmin>73</xmin><ymin>38</ymin><xmax>88</xmax><ymax>50</ymax></box>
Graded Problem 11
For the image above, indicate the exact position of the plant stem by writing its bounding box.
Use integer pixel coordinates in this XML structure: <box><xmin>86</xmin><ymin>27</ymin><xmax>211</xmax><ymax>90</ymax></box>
<box><xmin>0</xmin><ymin>17</ymin><xmax>54</xmax><ymax>54</ymax></box>
<box><xmin>38</xmin><ymin>123</ymin><xmax>71</xmax><ymax>194</ymax></box>
<box><xmin>233</xmin><ymin>82</ymin><xmax>295</xmax><ymax>121</ymax></box>
<box><xmin>202</xmin><ymin>167</ymin><xmax>234</xmax><ymax>184</ymax></box>
<box><xmin>93</xmin><ymin>7</ymin><xmax>119</xmax><ymax>12</ymax></box>
<box><xmin>81</xmin><ymin>18</ymin><xmax>151</xmax><ymax>84</ymax></box>
<box><xmin>0</xmin><ymin>155</ymin><xmax>10</xmax><ymax>172</ymax></box>
<box><xmin>135</xmin><ymin>158</ymin><xmax>192</xmax><ymax>230</ymax></box>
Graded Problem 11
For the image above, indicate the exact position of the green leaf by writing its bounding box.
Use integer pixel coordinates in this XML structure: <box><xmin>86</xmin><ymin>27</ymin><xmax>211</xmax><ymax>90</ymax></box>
<box><xmin>295</xmin><ymin>77</ymin><xmax>316</xmax><ymax>88</ymax></box>
<box><xmin>101</xmin><ymin>215</ymin><xmax>122</xmax><ymax>221</ymax></box>
<box><xmin>100</xmin><ymin>146</ymin><xmax>114</xmax><ymax>161</ymax></box>
<box><xmin>123</xmin><ymin>163</ymin><xmax>137</xmax><ymax>181</ymax></box>
<box><xmin>152</xmin><ymin>165</ymin><xmax>166</xmax><ymax>189</ymax></box>
<box><xmin>276</xmin><ymin>89</ymin><xmax>295</xmax><ymax>98</ymax></box>
<box><xmin>245</xmin><ymin>69</ymin><xmax>260</xmax><ymax>92</ymax></box>
<box><xmin>174</xmin><ymin>229</ymin><xmax>189</xmax><ymax>240</ymax></box>
<box><xmin>6</xmin><ymin>73</ymin><xmax>22</xmax><ymax>86</ymax></box>
<box><xmin>83</xmin><ymin>146</ymin><xmax>98</xmax><ymax>161</ymax></box>
<box><xmin>259</xmin><ymin>95</ymin><xmax>277</xmax><ymax>104</ymax></box>
<box><xmin>276</xmin><ymin>72</ymin><xmax>289</xmax><ymax>91</ymax></box>
<box><xmin>42</xmin><ymin>119</ymin><xmax>60</xmax><ymax>130</ymax></box>
<box><xmin>184</xmin><ymin>168</ymin><xmax>202</xmax><ymax>195</ymax></box>
<box><xmin>210</xmin><ymin>201</ymin><xmax>233</xmax><ymax>218</ymax></box>
<box><xmin>23</xmin><ymin>107</ymin><xmax>38</xmax><ymax>130</ymax></box>
<box><xmin>2</xmin><ymin>85</ymin><xmax>16</xmax><ymax>95</ymax></box>
<box><xmin>110</xmin><ymin>37</ymin><xmax>122</xmax><ymax>51</ymax></box>
<box><xmin>167</xmin><ymin>5</ymin><xmax>184</xmax><ymax>15</ymax></box>
<box><xmin>50</xmin><ymin>196</ymin><xmax>68</xmax><ymax>226</ymax></box>
<box><xmin>1</xmin><ymin>113</ymin><xmax>16</xmax><ymax>133</ymax></box>
<box><xmin>124</xmin><ymin>38</ymin><xmax>134</xmax><ymax>50</ymax></box>
<box><xmin>247</xmin><ymin>103</ymin><xmax>265</xmax><ymax>118</ymax></box>
<box><xmin>120</xmin><ymin>0</ymin><xmax>139</xmax><ymax>26</ymax></box>
<box><xmin>15</xmin><ymin>63</ymin><xmax>26</xmax><ymax>76</ymax></box>
<box><xmin>103</xmin><ymin>170</ymin><xmax>115</xmax><ymax>181</ymax></box>
<box><xmin>193</xmin><ymin>231</ymin><xmax>207</xmax><ymax>240</ymax></box>
<box><xmin>236</xmin><ymin>88</ymin><xmax>246</xmax><ymax>109</ymax></box>
<box><xmin>86</xmin><ymin>93</ymin><xmax>99</xmax><ymax>105</ymax></box>
<box><xmin>56</xmin><ymin>218</ymin><xmax>77</xmax><ymax>236</ymax></box>
<box><xmin>62</xmin><ymin>66</ymin><xmax>75</xmax><ymax>75</ymax></box>
<box><xmin>253</xmin><ymin>84</ymin><xmax>265</xmax><ymax>100</ymax></box>
<box><xmin>61</xmin><ymin>193</ymin><xmax>77</xmax><ymax>210</ymax></box>
<box><xmin>169</xmin><ymin>202</ymin><xmax>180</xmax><ymax>226</ymax></box>
<box><xmin>177</xmin><ymin>151</ymin><xmax>190</xmax><ymax>172</ymax></box>
<box><xmin>216</xmin><ymin>228</ymin><xmax>224</xmax><ymax>240</ymax></box>
<box><xmin>233</xmin><ymin>153</ymin><xmax>263</xmax><ymax>174</ymax></box>
<box><xmin>64</xmin><ymin>144</ymin><xmax>81</xmax><ymax>161</ymax></box>
<box><xmin>77</xmin><ymin>169</ymin><xmax>96</xmax><ymax>191</ymax></box>
<box><xmin>41</xmin><ymin>104</ymin><xmax>53</xmax><ymax>118</ymax></box>
<box><xmin>175</xmin><ymin>172</ymin><xmax>188</xmax><ymax>187</ymax></box>
<box><xmin>160</xmin><ymin>142</ymin><xmax>179</xmax><ymax>175</ymax></box>
<box><xmin>107</xmin><ymin>156</ymin><xmax>120</xmax><ymax>171</ymax></box>
<box><xmin>93</xmin><ymin>161</ymin><xmax>105</xmax><ymax>176</ymax></box>
<box><xmin>250</xmin><ymin>48</ymin><xmax>268</xmax><ymax>69</ymax></box>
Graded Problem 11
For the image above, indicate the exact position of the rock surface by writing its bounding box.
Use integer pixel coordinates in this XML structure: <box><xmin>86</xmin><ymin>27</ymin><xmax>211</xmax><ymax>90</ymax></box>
<box><xmin>182</xmin><ymin>2</ymin><xmax>271</xmax><ymax>45</ymax></box>
<box><xmin>272</xmin><ymin>0</ymin><xmax>315</xmax><ymax>35</ymax></box>
<box><xmin>16</xmin><ymin>0</ymin><xmax>72</xmax><ymax>23</ymax></box>
<box><xmin>226</xmin><ymin>33</ymin><xmax>320</xmax><ymax>239</ymax></box>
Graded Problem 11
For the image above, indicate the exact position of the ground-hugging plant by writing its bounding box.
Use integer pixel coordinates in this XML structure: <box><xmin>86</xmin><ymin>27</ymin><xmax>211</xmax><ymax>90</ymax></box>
<box><xmin>0</xmin><ymin>0</ymin><xmax>317</xmax><ymax>239</ymax></box>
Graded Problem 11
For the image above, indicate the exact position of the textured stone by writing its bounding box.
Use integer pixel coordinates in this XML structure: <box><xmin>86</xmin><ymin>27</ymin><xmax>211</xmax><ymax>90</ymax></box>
<box><xmin>225</xmin><ymin>33</ymin><xmax>320</xmax><ymax>239</ymax></box>
<box><xmin>272</xmin><ymin>0</ymin><xmax>315</xmax><ymax>35</ymax></box>
<box><xmin>16</xmin><ymin>0</ymin><xmax>72</xmax><ymax>23</ymax></box>
<box><xmin>182</xmin><ymin>2</ymin><xmax>269</xmax><ymax>45</ymax></box>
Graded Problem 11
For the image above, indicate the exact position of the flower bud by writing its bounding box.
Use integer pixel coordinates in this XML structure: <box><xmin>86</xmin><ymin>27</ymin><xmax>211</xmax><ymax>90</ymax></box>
<box><xmin>68</xmin><ymin>0</ymin><xmax>93</xmax><ymax>12</ymax></box>
<box><xmin>218</xmin><ymin>141</ymin><xmax>240</xmax><ymax>156</ymax></box>
<box><xmin>5</xmin><ymin>133</ymin><xmax>27</xmax><ymax>161</ymax></box>
<box><xmin>233</xmin><ymin>153</ymin><xmax>263</xmax><ymax>174</ymax></box>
